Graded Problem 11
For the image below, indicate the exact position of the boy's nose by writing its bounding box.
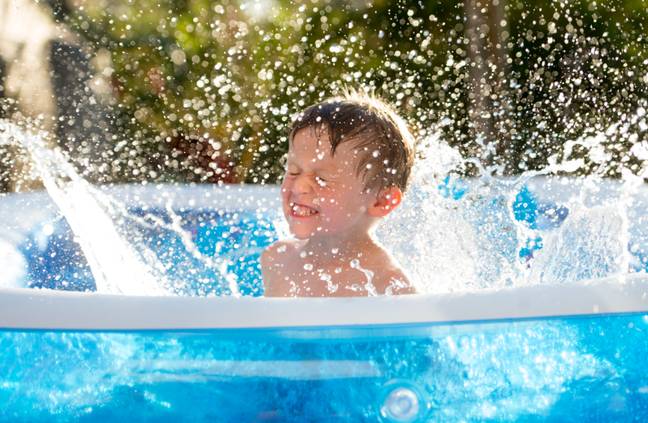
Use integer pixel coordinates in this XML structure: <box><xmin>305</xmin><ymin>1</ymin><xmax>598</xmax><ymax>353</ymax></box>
<box><xmin>291</xmin><ymin>174</ymin><xmax>314</xmax><ymax>194</ymax></box>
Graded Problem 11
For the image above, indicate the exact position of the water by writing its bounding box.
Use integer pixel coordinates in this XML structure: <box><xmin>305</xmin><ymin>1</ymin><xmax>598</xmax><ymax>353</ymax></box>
<box><xmin>3</xmin><ymin>127</ymin><xmax>648</xmax><ymax>421</ymax></box>
<box><xmin>2</xmin><ymin>120</ymin><xmax>648</xmax><ymax>294</ymax></box>
<box><xmin>0</xmin><ymin>122</ymin><xmax>282</xmax><ymax>296</ymax></box>
<box><xmin>380</xmin><ymin>136</ymin><xmax>648</xmax><ymax>292</ymax></box>
<box><xmin>0</xmin><ymin>122</ymin><xmax>168</xmax><ymax>294</ymax></box>
<box><xmin>2</xmin><ymin>133</ymin><xmax>648</xmax><ymax>421</ymax></box>
<box><xmin>3</xmin><ymin>313</ymin><xmax>648</xmax><ymax>421</ymax></box>
<box><xmin>0</xmin><ymin>113</ymin><xmax>648</xmax><ymax>422</ymax></box>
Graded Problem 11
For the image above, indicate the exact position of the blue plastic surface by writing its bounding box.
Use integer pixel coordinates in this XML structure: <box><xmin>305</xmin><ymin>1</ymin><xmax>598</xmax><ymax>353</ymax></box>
<box><xmin>2</xmin><ymin>313</ymin><xmax>648</xmax><ymax>421</ymax></box>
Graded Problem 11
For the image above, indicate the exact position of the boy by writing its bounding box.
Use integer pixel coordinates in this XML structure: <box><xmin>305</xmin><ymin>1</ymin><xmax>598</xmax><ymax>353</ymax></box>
<box><xmin>261</xmin><ymin>90</ymin><xmax>417</xmax><ymax>297</ymax></box>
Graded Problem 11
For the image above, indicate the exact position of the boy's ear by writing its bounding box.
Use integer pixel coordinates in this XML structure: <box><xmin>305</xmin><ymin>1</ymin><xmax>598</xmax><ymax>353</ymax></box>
<box><xmin>368</xmin><ymin>186</ymin><xmax>403</xmax><ymax>217</ymax></box>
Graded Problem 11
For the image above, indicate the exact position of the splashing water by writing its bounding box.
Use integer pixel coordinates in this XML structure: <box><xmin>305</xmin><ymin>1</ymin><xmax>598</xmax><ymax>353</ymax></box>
<box><xmin>3</xmin><ymin>115</ymin><xmax>647</xmax><ymax>296</ymax></box>
<box><xmin>378</xmin><ymin>108</ymin><xmax>648</xmax><ymax>294</ymax></box>
<box><xmin>0</xmin><ymin>121</ymin><xmax>169</xmax><ymax>295</ymax></box>
<box><xmin>378</xmin><ymin>131</ymin><xmax>480</xmax><ymax>292</ymax></box>
<box><xmin>528</xmin><ymin>204</ymin><xmax>624</xmax><ymax>284</ymax></box>
<box><xmin>5</xmin><ymin>121</ymin><xmax>262</xmax><ymax>296</ymax></box>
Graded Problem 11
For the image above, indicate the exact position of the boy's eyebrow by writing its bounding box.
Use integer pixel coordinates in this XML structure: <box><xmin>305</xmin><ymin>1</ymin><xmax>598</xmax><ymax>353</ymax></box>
<box><xmin>285</xmin><ymin>158</ymin><xmax>339</xmax><ymax>174</ymax></box>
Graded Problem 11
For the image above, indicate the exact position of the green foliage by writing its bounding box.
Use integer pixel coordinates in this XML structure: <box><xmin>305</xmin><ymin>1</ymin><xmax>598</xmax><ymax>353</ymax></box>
<box><xmin>62</xmin><ymin>0</ymin><xmax>648</xmax><ymax>183</ymax></box>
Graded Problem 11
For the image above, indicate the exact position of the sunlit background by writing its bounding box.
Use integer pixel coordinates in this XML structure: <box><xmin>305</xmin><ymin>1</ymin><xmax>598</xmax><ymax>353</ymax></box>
<box><xmin>1</xmin><ymin>0</ymin><xmax>646</xmax><ymax>192</ymax></box>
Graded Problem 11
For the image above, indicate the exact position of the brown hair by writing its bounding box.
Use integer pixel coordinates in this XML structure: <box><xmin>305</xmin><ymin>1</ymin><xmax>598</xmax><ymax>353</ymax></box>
<box><xmin>289</xmin><ymin>89</ymin><xmax>416</xmax><ymax>192</ymax></box>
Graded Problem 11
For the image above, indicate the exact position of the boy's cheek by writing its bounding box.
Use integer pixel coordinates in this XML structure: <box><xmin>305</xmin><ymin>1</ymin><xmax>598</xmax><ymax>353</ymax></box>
<box><xmin>314</xmin><ymin>195</ymin><xmax>337</xmax><ymax>208</ymax></box>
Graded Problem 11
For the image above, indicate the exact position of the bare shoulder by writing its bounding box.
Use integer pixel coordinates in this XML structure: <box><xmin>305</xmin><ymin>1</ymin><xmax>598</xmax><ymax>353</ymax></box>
<box><xmin>366</xmin><ymin>248</ymin><xmax>417</xmax><ymax>295</ymax></box>
<box><xmin>261</xmin><ymin>239</ymin><xmax>300</xmax><ymax>297</ymax></box>
<box><xmin>261</xmin><ymin>239</ymin><xmax>299</xmax><ymax>267</ymax></box>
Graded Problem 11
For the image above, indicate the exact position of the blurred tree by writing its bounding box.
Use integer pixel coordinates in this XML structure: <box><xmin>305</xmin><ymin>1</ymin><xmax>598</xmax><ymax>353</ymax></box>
<box><xmin>463</xmin><ymin>0</ymin><xmax>510</xmax><ymax>167</ymax></box>
<box><xmin>0</xmin><ymin>0</ymin><xmax>115</xmax><ymax>191</ymax></box>
<box><xmin>503</xmin><ymin>0</ymin><xmax>648</xmax><ymax>177</ymax></box>
<box><xmin>38</xmin><ymin>0</ymin><xmax>648</xmax><ymax>184</ymax></box>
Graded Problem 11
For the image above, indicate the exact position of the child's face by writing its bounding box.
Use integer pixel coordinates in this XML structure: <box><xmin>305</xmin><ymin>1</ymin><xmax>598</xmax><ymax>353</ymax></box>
<box><xmin>281</xmin><ymin>127</ymin><xmax>376</xmax><ymax>241</ymax></box>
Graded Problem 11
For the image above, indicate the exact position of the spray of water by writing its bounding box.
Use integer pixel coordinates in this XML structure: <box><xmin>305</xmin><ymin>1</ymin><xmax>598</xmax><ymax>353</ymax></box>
<box><xmin>3</xmin><ymin>112</ymin><xmax>646</xmax><ymax>296</ymax></box>
<box><xmin>379</xmin><ymin>106</ymin><xmax>648</xmax><ymax>294</ymax></box>
<box><xmin>0</xmin><ymin>121</ymin><xmax>168</xmax><ymax>295</ymax></box>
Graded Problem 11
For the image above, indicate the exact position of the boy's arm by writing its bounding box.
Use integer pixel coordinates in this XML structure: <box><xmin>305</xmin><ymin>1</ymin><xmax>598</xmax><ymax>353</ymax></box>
<box><xmin>260</xmin><ymin>242</ymin><xmax>285</xmax><ymax>297</ymax></box>
<box><xmin>260</xmin><ymin>248</ymin><xmax>275</xmax><ymax>296</ymax></box>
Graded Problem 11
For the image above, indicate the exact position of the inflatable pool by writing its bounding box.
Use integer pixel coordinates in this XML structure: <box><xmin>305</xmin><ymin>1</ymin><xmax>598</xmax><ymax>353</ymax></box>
<box><xmin>4</xmin><ymin>277</ymin><xmax>648</xmax><ymax>421</ymax></box>
<box><xmin>2</xmin><ymin>183</ymin><xmax>648</xmax><ymax>421</ymax></box>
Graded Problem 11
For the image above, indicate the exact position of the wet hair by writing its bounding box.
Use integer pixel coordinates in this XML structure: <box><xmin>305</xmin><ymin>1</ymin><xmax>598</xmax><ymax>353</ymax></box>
<box><xmin>289</xmin><ymin>89</ymin><xmax>416</xmax><ymax>192</ymax></box>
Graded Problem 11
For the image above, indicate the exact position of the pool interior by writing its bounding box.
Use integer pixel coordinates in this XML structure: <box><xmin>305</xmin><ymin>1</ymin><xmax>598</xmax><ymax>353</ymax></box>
<box><xmin>16</xmin><ymin>203</ymin><xmax>648</xmax><ymax>297</ymax></box>
<box><xmin>2</xmin><ymin>312</ymin><xmax>648</xmax><ymax>421</ymax></box>
<box><xmin>19</xmin><ymin>208</ymin><xmax>278</xmax><ymax>296</ymax></box>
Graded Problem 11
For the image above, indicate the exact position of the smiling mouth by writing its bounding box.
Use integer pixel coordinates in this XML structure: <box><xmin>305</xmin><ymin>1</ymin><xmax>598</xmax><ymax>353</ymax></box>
<box><xmin>290</xmin><ymin>202</ymin><xmax>319</xmax><ymax>217</ymax></box>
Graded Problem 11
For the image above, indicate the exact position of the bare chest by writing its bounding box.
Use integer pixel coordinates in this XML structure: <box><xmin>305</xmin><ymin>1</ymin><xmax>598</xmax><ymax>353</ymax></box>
<box><xmin>272</xmin><ymin>258</ymin><xmax>378</xmax><ymax>297</ymax></box>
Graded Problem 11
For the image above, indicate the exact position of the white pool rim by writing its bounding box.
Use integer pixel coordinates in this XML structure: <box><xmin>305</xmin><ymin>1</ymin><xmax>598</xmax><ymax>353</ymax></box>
<box><xmin>2</xmin><ymin>274</ymin><xmax>648</xmax><ymax>330</ymax></box>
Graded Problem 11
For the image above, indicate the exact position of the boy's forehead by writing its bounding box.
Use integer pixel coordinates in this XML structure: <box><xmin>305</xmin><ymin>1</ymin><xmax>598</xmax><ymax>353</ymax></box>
<box><xmin>290</xmin><ymin>126</ymin><xmax>329</xmax><ymax>151</ymax></box>
<box><xmin>289</xmin><ymin>126</ymin><xmax>362</xmax><ymax>165</ymax></box>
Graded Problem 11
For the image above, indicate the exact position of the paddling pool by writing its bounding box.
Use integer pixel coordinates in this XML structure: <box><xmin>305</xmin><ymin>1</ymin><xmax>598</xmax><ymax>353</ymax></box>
<box><xmin>2</xmin><ymin>183</ymin><xmax>648</xmax><ymax>422</ymax></box>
